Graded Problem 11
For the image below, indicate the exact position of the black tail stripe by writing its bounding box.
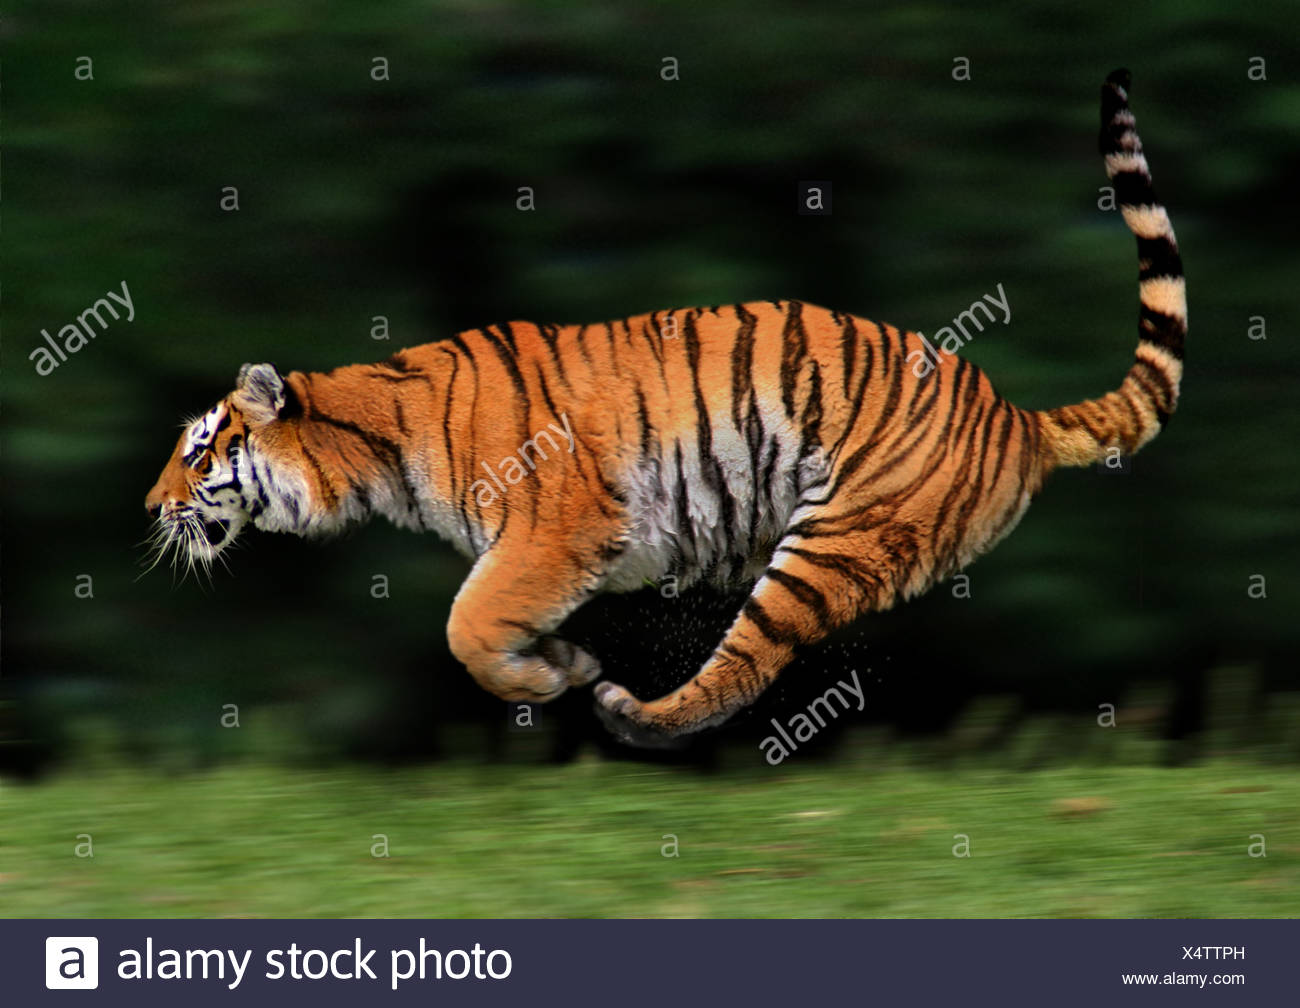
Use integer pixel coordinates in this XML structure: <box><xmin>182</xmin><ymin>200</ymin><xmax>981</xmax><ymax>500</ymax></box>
<box><xmin>1112</xmin><ymin>170</ymin><xmax>1158</xmax><ymax>207</ymax></box>
<box><xmin>1139</xmin><ymin>304</ymin><xmax>1186</xmax><ymax>358</ymax></box>
<box><xmin>1131</xmin><ymin>356</ymin><xmax>1177</xmax><ymax>406</ymax></box>
<box><xmin>1099</xmin><ymin>70</ymin><xmax>1133</xmax><ymax>152</ymax></box>
<box><xmin>1136</xmin><ymin>235</ymin><xmax>1184</xmax><ymax>280</ymax></box>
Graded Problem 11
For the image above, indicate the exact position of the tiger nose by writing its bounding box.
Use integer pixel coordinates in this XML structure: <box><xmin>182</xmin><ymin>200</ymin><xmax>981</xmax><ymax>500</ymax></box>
<box><xmin>145</xmin><ymin>488</ymin><xmax>169</xmax><ymax>518</ymax></box>
<box><xmin>145</xmin><ymin>482</ymin><xmax>169</xmax><ymax>517</ymax></box>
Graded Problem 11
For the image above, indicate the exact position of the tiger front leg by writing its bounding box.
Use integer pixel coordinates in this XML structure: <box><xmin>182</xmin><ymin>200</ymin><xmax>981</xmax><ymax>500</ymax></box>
<box><xmin>446</xmin><ymin>542</ymin><xmax>605</xmax><ymax>703</ymax></box>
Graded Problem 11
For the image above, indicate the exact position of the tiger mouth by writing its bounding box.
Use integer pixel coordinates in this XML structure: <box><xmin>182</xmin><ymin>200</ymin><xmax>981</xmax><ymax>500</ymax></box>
<box><xmin>140</xmin><ymin>509</ymin><xmax>231</xmax><ymax>583</ymax></box>
<box><xmin>202</xmin><ymin>518</ymin><xmax>230</xmax><ymax>546</ymax></box>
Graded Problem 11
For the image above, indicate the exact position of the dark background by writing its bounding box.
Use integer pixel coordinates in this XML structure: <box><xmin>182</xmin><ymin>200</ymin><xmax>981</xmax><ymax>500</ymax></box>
<box><xmin>4</xmin><ymin>1</ymin><xmax>1298</xmax><ymax>776</ymax></box>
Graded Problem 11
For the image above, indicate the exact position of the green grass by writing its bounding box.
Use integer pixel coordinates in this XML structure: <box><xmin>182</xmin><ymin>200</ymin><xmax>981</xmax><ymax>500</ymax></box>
<box><xmin>3</xmin><ymin>743</ymin><xmax>1297</xmax><ymax>917</ymax></box>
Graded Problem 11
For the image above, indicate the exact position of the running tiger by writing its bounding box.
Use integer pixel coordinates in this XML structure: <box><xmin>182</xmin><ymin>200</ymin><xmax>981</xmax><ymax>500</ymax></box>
<box><xmin>145</xmin><ymin>71</ymin><xmax>1184</xmax><ymax>746</ymax></box>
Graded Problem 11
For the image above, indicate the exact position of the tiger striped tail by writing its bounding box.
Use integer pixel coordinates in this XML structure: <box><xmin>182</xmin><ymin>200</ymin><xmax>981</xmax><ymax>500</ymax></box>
<box><xmin>1039</xmin><ymin>69</ymin><xmax>1186</xmax><ymax>469</ymax></box>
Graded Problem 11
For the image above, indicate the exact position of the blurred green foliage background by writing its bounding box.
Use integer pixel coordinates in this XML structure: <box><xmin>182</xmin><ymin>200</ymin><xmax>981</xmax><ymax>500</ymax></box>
<box><xmin>3</xmin><ymin>0</ymin><xmax>1298</xmax><ymax>783</ymax></box>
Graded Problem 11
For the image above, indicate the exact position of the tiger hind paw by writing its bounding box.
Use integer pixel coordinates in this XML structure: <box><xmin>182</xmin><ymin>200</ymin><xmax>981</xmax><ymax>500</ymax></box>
<box><xmin>593</xmin><ymin>681</ymin><xmax>687</xmax><ymax>750</ymax></box>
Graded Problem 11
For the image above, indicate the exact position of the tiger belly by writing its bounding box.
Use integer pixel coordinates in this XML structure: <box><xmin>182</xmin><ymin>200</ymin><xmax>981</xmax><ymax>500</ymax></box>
<box><xmin>602</xmin><ymin>419</ymin><xmax>822</xmax><ymax>594</ymax></box>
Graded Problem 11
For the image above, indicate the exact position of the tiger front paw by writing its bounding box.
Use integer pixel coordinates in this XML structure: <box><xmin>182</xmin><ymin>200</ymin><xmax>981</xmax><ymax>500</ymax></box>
<box><xmin>538</xmin><ymin>636</ymin><xmax>602</xmax><ymax>688</ymax></box>
<box><xmin>470</xmin><ymin>639</ymin><xmax>600</xmax><ymax>703</ymax></box>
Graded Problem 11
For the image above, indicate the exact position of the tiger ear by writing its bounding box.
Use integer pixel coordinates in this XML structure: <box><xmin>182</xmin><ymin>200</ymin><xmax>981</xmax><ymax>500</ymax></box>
<box><xmin>233</xmin><ymin>362</ymin><xmax>286</xmax><ymax>423</ymax></box>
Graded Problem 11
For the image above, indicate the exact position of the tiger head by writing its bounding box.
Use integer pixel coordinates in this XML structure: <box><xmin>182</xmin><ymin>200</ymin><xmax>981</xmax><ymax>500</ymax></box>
<box><xmin>144</xmin><ymin>362</ymin><xmax>301</xmax><ymax>578</ymax></box>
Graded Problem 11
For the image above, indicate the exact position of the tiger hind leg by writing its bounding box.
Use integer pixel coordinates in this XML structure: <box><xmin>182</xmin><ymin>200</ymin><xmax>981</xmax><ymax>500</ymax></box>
<box><xmin>594</xmin><ymin>516</ymin><xmax>910</xmax><ymax>745</ymax></box>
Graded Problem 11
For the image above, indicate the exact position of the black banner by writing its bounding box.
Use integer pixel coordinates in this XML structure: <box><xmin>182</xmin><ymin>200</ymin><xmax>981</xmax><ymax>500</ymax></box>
<box><xmin>9</xmin><ymin>919</ymin><xmax>1290</xmax><ymax>1005</ymax></box>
